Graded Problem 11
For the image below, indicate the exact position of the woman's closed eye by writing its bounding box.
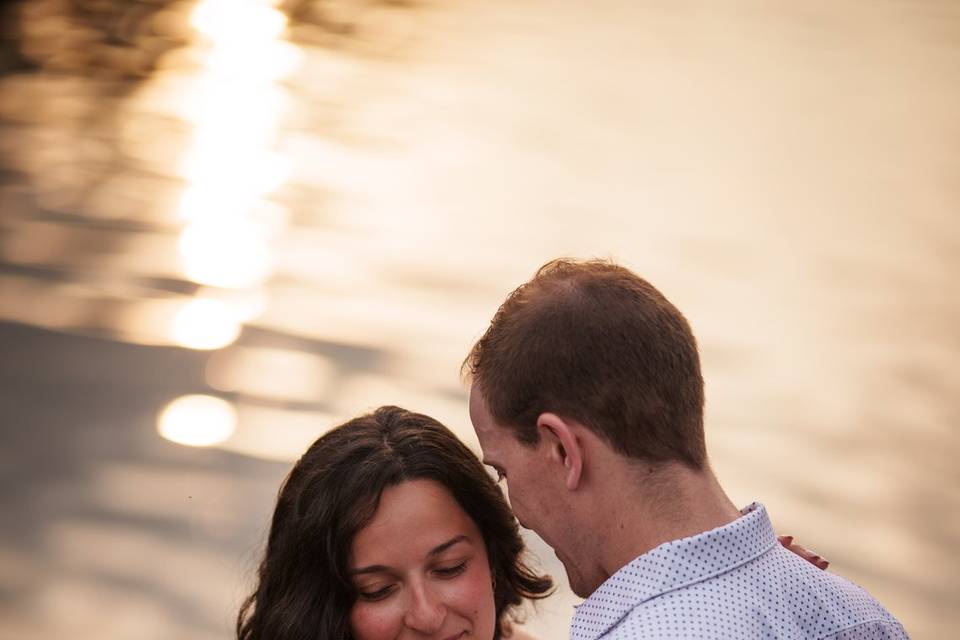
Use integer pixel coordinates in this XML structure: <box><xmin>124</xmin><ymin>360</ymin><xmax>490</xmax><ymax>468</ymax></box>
<box><xmin>355</xmin><ymin>560</ymin><xmax>468</xmax><ymax>599</ymax></box>
<box><xmin>433</xmin><ymin>561</ymin><xmax>468</xmax><ymax>578</ymax></box>
<box><xmin>356</xmin><ymin>584</ymin><xmax>396</xmax><ymax>601</ymax></box>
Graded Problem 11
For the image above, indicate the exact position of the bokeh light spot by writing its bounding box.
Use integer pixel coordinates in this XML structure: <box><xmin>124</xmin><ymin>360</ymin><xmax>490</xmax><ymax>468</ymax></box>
<box><xmin>157</xmin><ymin>395</ymin><xmax>237</xmax><ymax>447</ymax></box>
<box><xmin>171</xmin><ymin>297</ymin><xmax>242</xmax><ymax>349</ymax></box>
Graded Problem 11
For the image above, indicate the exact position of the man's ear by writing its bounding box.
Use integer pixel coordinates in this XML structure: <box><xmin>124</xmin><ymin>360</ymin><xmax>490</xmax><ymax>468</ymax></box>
<box><xmin>536</xmin><ymin>412</ymin><xmax>584</xmax><ymax>491</ymax></box>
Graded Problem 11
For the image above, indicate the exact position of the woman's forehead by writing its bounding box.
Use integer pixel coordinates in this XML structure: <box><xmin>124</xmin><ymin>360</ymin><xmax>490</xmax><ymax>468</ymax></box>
<box><xmin>350</xmin><ymin>479</ymin><xmax>483</xmax><ymax>565</ymax></box>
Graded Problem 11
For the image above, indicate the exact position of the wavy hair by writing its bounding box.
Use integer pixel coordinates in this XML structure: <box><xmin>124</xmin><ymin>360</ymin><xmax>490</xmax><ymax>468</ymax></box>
<box><xmin>237</xmin><ymin>406</ymin><xmax>553</xmax><ymax>640</ymax></box>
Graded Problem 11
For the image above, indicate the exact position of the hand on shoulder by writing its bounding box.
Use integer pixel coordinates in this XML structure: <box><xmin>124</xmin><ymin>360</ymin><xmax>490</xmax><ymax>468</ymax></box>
<box><xmin>778</xmin><ymin>534</ymin><xmax>830</xmax><ymax>570</ymax></box>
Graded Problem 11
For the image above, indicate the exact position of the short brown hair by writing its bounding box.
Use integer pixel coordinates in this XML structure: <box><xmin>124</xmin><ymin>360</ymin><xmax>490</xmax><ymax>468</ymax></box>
<box><xmin>464</xmin><ymin>258</ymin><xmax>706</xmax><ymax>469</ymax></box>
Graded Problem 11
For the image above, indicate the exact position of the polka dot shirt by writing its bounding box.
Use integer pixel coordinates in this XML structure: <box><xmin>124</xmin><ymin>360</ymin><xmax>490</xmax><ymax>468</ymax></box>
<box><xmin>569</xmin><ymin>503</ymin><xmax>908</xmax><ymax>640</ymax></box>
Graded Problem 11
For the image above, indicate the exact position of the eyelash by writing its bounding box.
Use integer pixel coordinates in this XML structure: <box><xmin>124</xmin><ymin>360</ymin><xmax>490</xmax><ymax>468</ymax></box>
<box><xmin>434</xmin><ymin>561</ymin><xmax>468</xmax><ymax>578</ymax></box>
<box><xmin>495</xmin><ymin>469</ymin><xmax>506</xmax><ymax>483</ymax></box>
<box><xmin>356</xmin><ymin>562</ymin><xmax>468</xmax><ymax>601</ymax></box>
<box><xmin>358</xmin><ymin>586</ymin><xmax>394</xmax><ymax>601</ymax></box>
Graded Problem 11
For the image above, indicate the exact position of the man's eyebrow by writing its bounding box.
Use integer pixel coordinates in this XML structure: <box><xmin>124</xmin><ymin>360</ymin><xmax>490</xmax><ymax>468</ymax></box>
<box><xmin>350</xmin><ymin>536</ymin><xmax>470</xmax><ymax>576</ymax></box>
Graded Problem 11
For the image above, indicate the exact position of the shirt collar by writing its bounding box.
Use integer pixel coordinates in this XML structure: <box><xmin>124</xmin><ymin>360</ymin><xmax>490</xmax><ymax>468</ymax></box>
<box><xmin>570</xmin><ymin>502</ymin><xmax>777</xmax><ymax>640</ymax></box>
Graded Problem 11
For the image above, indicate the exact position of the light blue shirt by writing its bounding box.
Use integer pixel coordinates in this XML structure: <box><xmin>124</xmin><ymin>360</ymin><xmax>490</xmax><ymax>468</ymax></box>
<box><xmin>569</xmin><ymin>503</ymin><xmax>908</xmax><ymax>639</ymax></box>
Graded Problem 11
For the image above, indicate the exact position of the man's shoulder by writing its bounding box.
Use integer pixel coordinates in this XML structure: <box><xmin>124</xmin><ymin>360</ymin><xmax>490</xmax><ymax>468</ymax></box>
<box><xmin>596</xmin><ymin>546</ymin><xmax>908</xmax><ymax>640</ymax></box>
<box><xmin>603</xmin><ymin>608</ymin><xmax>908</xmax><ymax>640</ymax></box>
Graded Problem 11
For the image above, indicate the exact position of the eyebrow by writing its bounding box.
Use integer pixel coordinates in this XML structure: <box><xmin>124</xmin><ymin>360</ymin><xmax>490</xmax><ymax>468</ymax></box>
<box><xmin>350</xmin><ymin>535</ymin><xmax>470</xmax><ymax>576</ymax></box>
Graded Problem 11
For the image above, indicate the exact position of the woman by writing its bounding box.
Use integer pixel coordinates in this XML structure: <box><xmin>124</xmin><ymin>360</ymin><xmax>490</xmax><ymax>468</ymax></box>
<box><xmin>237</xmin><ymin>405</ymin><xmax>553</xmax><ymax>640</ymax></box>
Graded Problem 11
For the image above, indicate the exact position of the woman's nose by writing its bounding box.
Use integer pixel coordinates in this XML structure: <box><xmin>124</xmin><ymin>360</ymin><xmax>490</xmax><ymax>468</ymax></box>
<box><xmin>403</xmin><ymin>583</ymin><xmax>446</xmax><ymax>634</ymax></box>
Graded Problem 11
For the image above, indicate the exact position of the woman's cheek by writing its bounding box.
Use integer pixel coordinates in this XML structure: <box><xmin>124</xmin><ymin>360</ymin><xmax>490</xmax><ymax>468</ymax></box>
<box><xmin>448</xmin><ymin>562</ymin><xmax>497</xmax><ymax>638</ymax></box>
<box><xmin>462</xmin><ymin>566</ymin><xmax>493</xmax><ymax>604</ymax></box>
<box><xmin>349</xmin><ymin>601</ymin><xmax>400</xmax><ymax>640</ymax></box>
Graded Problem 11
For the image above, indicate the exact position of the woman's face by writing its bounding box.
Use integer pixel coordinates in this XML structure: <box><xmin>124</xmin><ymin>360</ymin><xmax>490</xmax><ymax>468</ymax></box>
<box><xmin>348</xmin><ymin>479</ymin><xmax>498</xmax><ymax>640</ymax></box>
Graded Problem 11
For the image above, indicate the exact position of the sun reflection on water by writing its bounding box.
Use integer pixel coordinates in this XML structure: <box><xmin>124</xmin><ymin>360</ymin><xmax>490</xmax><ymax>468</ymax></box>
<box><xmin>190</xmin><ymin>0</ymin><xmax>289</xmax><ymax>45</ymax></box>
<box><xmin>164</xmin><ymin>0</ymin><xmax>301</xmax><ymax>348</ymax></box>
<box><xmin>171</xmin><ymin>298</ymin><xmax>242</xmax><ymax>350</ymax></box>
<box><xmin>177</xmin><ymin>219</ymin><xmax>275</xmax><ymax>290</ymax></box>
<box><xmin>157</xmin><ymin>394</ymin><xmax>237</xmax><ymax>447</ymax></box>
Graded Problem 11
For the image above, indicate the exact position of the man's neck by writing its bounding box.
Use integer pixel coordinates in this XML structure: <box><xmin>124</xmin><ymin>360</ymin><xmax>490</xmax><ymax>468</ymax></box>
<box><xmin>590</xmin><ymin>462</ymin><xmax>741</xmax><ymax>585</ymax></box>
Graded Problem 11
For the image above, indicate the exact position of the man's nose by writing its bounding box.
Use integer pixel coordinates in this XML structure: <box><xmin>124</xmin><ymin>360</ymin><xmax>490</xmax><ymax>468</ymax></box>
<box><xmin>403</xmin><ymin>582</ymin><xmax>446</xmax><ymax>634</ymax></box>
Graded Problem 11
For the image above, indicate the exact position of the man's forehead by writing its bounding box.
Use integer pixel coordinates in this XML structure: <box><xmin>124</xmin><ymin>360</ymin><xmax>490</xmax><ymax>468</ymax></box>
<box><xmin>468</xmin><ymin>392</ymin><xmax>504</xmax><ymax>458</ymax></box>
<box><xmin>467</xmin><ymin>383</ymin><xmax>491</xmax><ymax>426</ymax></box>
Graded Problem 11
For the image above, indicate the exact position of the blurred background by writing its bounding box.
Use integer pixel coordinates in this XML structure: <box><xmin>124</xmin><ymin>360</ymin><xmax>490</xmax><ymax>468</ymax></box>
<box><xmin>0</xmin><ymin>0</ymin><xmax>958</xmax><ymax>638</ymax></box>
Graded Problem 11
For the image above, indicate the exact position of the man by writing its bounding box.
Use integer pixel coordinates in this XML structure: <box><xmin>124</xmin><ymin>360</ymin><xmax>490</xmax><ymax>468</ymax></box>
<box><xmin>465</xmin><ymin>258</ymin><xmax>907</xmax><ymax>639</ymax></box>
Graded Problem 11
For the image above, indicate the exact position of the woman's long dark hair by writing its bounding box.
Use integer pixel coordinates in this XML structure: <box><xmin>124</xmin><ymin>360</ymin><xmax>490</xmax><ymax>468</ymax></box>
<box><xmin>237</xmin><ymin>406</ymin><xmax>553</xmax><ymax>640</ymax></box>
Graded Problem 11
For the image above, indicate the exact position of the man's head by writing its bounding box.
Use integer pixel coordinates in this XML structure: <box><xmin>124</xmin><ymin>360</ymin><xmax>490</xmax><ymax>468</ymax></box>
<box><xmin>465</xmin><ymin>258</ymin><xmax>708</xmax><ymax>594</ymax></box>
<box><xmin>465</xmin><ymin>258</ymin><xmax>706</xmax><ymax>467</ymax></box>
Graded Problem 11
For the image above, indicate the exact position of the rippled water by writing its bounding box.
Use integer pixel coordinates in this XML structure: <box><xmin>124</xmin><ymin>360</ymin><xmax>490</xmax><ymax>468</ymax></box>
<box><xmin>1</xmin><ymin>1</ymin><xmax>958</xmax><ymax>638</ymax></box>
